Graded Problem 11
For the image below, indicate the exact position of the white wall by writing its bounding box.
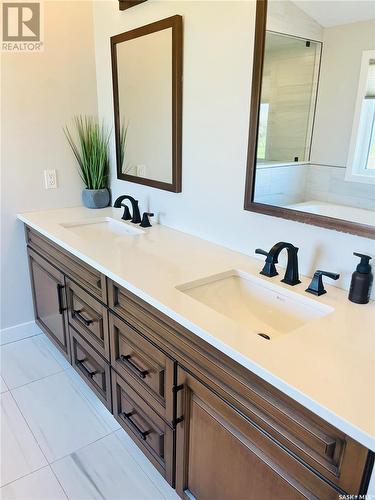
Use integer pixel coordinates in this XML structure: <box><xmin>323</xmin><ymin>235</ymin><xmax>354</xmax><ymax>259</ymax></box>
<box><xmin>267</xmin><ymin>0</ymin><xmax>323</xmax><ymax>41</ymax></box>
<box><xmin>93</xmin><ymin>0</ymin><xmax>375</xmax><ymax>299</ymax></box>
<box><xmin>1</xmin><ymin>1</ymin><xmax>98</xmax><ymax>329</ymax></box>
<box><xmin>311</xmin><ymin>19</ymin><xmax>375</xmax><ymax>166</ymax></box>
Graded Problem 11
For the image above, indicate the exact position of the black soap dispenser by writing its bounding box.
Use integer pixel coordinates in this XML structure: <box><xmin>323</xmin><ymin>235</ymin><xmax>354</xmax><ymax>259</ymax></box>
<box><xmin>348</xmin><ymin>253</ymin><xmax>373</xmax><ymax>304</ymax></box>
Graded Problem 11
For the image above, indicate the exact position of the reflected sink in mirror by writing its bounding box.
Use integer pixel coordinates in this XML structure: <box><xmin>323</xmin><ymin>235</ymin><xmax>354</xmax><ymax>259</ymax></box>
<box><xmin>60</xmin><ymin>217</ymin><xmax>143</xmax><ymax>240</ymax></box>
<box><xmin>177</xmin><ymin>270</ymin><xmax>334</xmax><ymax>340</ymax></box>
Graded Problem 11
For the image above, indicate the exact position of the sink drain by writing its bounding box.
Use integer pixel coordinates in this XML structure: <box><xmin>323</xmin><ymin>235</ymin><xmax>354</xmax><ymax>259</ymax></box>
<box><xmin>257</xmin><ymin>333</ymin><xmax>271</xmax><ymax>340</ymax></box>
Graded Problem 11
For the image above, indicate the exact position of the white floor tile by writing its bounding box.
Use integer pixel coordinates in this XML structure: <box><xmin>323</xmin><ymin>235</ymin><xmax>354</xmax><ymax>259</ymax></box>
<box><xmin>1</xmin><ymin>392</ymin><xmax>47</xmax><ymax>487</ymax></box>
<box><xmin>65</xmin><ymin>368</ymin><xmax>120</xmax><ymax>433</ymax></box>
<box><xmin>0</xmin><ymin>467</ymin><xmax>67</xmax><ymax>500</ymax></box>
<box><xmin>115</xmin><ymin>429</ymin><xmax>179</xmax><ymax>500</ymax></box>
<box><xmin>0</xmin><ymin>322</ymin><xmax>42</xmax><ymax>346</ymax></box>
<box><xmin>0</xmin><ymin>375</ymin><xmax>8</xmax><ymax>394</ymax></box>
<box><xmin>52</xmin><ymin>433</ymin><xmax>167</xmax><ymax>500</ymax></box>
<box><xmin>41</xmin><ymin>335</ymin><xmax>71</xmax><ymax>370</ymax></box>
<box><xmin>12</xmin><ymin>371</ymin><xmax>116</xmax><ymax>463</ymax></box>
<box><xmin>1</xmin><ymin>336</ymin><xmax>65</xmax><ymax>389</ymax></box>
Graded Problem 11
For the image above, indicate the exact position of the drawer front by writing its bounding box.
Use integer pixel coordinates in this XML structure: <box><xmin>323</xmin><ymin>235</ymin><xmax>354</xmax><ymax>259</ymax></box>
<box><xmin>112</xmin><ymin>370</ymin><xmax>174</xmax><ymax>485</ymax></box>
<box><xmin>109</xmin><ymin>313</ymin><xmax>174</xmax><ymax>422</ymax></box>
<box><xmin>26</xmin><ymin>226</ymin><xmax>107</xmax><ymax>302</ymax></box>
<box><xmin>66</xmin><ymin>279</ymin><xmax>109</xmax><ymax>360</ymax></box>
<box><xmin>70</xmin><ymin>328</ymin><xmax>111</xmax><ymax>410</ymax></box>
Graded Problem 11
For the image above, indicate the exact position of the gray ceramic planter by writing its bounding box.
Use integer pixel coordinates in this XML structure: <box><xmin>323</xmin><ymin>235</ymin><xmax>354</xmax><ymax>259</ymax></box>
<box><xmin>82</xmin><ymin>188</ymin><xmax>110</xmax><ymax>209</ymax></box>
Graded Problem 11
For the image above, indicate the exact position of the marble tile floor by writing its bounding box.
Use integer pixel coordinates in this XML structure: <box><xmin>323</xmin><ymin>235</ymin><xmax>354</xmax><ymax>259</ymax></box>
<box><xmin>0</xmin><ymin>326</ymin><xmax>178</xmax><ymax>500</ymax></box>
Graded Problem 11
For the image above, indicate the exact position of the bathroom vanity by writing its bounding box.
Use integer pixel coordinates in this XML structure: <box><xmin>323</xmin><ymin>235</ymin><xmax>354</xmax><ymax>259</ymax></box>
<box><xmin>18</xmin><ymin>207</ymin><xmax>374</xmax><ymax>499</ymax></box>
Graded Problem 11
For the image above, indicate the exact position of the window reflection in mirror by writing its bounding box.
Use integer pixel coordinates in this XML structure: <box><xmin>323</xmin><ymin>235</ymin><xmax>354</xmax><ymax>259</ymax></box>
<box><xmin>347</xmin><ymin>52</ymin><xmax>375</xmax><ymax>183</ymax></box>
<box><xmin>250</xmin><ymin>0</ymin><xmax>375</xmax><ymax>231</ymax></box>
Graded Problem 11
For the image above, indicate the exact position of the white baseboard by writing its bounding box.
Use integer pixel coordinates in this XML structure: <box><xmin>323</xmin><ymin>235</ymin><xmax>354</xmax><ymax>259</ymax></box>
<box><xmin>0</xmin><ymin>320</ymin><xmax>42</xmax><ymax>345</ymax></box>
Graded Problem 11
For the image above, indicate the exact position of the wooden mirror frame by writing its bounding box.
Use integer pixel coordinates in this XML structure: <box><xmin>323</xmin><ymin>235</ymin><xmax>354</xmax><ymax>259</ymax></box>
<box><xmin>111</xmin><ymin>15</ymin><xmax>183</xmax><ymax>193</ymax></box>
<box><xmin>244</xmin><ymin>0</ymin><xmax>375</xmax><ymax>239</ymax></box>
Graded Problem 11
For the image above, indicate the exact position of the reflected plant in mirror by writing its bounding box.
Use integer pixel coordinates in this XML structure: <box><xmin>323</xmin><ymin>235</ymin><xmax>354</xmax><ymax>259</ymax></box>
<box><xmin>111</xmin><ymin>15</ymin><xmax>183</xmax><ymax>192</ymax></box>
<box><xmin>245</xmin><ymin>0</ymin><xmax>375</xmax><ymax>238</ymax></box>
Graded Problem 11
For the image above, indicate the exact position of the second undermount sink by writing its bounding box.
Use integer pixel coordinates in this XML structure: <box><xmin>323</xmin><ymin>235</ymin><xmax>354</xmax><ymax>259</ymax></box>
<box><xmin>60</xmin><ymin>217</ymin><xmax>143</xmax><ymax>239</ymax></box>
<box><xmin>176</xmin><ymin>269</ymin><xmax>334</xmax><ymax>340</ymax></box>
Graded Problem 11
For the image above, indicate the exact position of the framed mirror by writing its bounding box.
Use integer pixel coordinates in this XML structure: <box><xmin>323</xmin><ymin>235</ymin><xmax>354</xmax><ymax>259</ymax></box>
<box><xmin>111</xmin><ymin>15</ymin><xmax>182</xmax><ymax>192</ymax></box>
<box><xmin>245</xmin><ymin>0</ymin><xmax>375</xmax><ymax>238</ymax></box>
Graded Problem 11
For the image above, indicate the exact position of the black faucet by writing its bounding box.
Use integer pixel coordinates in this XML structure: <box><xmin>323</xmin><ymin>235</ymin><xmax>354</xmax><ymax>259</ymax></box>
<box><xmin>255</xmin><ymin>242</ymin><xmax>301</xmax><ymax>286</ymax></box>
<box><xmin>113</xmin><ymin>195</ymin><xmax>141</xmax><ymax>224</ymax></box>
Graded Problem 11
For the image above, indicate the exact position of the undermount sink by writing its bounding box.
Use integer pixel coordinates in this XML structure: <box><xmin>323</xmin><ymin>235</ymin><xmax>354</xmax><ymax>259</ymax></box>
<box><xmin>176</xmin><ymin>269</ymin><xmax>334</xmax><ymax>340</ymax></box>
<box><xmin>60</xmin><ymin>217</ymin><xmax>143</xmax><ymax>239</ymax></box>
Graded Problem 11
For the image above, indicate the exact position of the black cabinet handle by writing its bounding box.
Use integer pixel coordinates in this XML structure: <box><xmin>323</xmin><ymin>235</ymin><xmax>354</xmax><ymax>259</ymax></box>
<box><xmin>172</xmin><ymin>384</ymin><xmax>184</xmax><ymax>427</ymax></box>
<box><xmin>77</xmin><ymin>359</ymin><xmax>97</xmax><ymax>379</ymax></box>
<box><xmin>56</xmin><ymin>284</ymin><xmax>65</xmax><ymax>315</ymax></box>
<box><xmin>73</xmin><ymin>309</ymin><xmax>93</xmax><ymax>326</ymax></box>
<box><xmin>121</xmin><ymin>411</ymin><xmax>150</xmax><ymax>440</ymax></box>
<box><xmin>120</xmin><ymin>355</ymin><xmax>148</xmax><ymax>379</ymax></box>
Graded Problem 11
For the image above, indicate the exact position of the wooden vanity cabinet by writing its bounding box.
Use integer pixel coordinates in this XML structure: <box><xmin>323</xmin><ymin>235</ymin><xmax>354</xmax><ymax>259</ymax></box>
<box><xmin>25</xmin><ymin>227</ymin><xmax>374</xmax><ymax>499</ymax></box>
<box><xmin>27</xmin><ymin>248</ymin><xmax>70</xmax><ymax>359</ymax></box>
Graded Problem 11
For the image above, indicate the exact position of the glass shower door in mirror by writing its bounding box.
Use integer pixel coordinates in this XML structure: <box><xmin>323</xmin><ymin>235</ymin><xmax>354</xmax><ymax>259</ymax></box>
<box><xmin>257</xmin><ymin>32</ymin><xmax>321</xmax><ymax>167</ymax></box>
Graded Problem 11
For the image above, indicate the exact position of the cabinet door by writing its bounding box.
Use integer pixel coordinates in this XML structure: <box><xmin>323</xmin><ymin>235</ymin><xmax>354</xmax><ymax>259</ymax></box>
<box><xmin>28</xmin><ymin>249</ymin><xmax>70</xmax><ymax>360</ymax></box>
<box><xmin>175</xmin><ymin>367</ymin><xmax>339</xmax><ymax>500</ymax></box>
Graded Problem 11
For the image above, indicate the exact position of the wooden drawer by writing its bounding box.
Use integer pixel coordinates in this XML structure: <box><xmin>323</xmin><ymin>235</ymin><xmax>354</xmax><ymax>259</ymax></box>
<box><xmin>108</xmin><ymin>280</ymin><xmax>371</xmax><ymax>495</ymax></box>
<box><xmin>70</xmin><ymin>328</ymin><xmax>112</xmax><ymax>410</ymax></box>
<box><xmin>26</xmin><ymin>226</ymin><xmax>107</xmax><ymax>303</ymax></box>
<box><xmin>109</xmin><ymin>313</ymin><xmax>174</xmax><ymax>423</ymax></box>
<box><xmin>112</xmin><ymin>370</ymin><xmax>174</xmax><ymax>485</ymax></box>
<box><xmin>66</xmin><ymin>279</ymin><xmax>110</xmax><ymax>360</ymax></box>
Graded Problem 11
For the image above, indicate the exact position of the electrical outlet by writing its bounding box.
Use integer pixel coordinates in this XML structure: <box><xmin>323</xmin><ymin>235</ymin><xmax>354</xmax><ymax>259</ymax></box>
<box><xmin>44</xmin><ymin>169</ymin><xmax>57</xmax><ymax>189</ymax></box>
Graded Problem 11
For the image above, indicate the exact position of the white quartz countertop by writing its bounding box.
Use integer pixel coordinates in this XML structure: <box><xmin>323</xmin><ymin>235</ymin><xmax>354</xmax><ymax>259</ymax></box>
<box><xmin>18</xmin><ymin>207</ymin><xmax>375</xmax><ymax>451</ymax></box>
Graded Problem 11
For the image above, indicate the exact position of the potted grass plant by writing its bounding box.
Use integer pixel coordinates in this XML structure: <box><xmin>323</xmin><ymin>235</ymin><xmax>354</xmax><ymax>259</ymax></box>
<box><xmin>64</xmin><ymin>116</ymin><xmax>111</xmax><ymax>209</ymax></box>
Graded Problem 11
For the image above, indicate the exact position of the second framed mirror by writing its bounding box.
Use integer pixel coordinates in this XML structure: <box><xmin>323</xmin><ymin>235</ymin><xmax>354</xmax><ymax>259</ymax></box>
<box><xmin>244</xmin><ymin>0</ymin><xmax>375</xmax><ymax>238</ymax></box>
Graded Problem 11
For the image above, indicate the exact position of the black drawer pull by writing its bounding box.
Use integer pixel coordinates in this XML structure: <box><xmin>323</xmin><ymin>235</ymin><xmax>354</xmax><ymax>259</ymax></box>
<box><xmin>96</xmin><ymin>279</ymin><xmax>102</xmax><ymax>289</ymax></box>
<box><xmin>77</xmin><ymin>359</ymin><xmax>97</xmax><ymax>379</ymax></box>
<box><xmin>73</xmin><ymin>309</ymin><xmax>93</xmax><ymax>327</ymax></box>
<box><xmin>56</xmin><ymin>284</ymin><xmax>65</xmax><ymax>315</ymax></box>
<box><xmin>120</xmin><ymin>355</ymin><xmax>148</xmax><ymax>379</ymax></box>
<box><xmin>121</xmin><ymin>411</ymin><xmax>150</xmax><ymax>441</ymax></box>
